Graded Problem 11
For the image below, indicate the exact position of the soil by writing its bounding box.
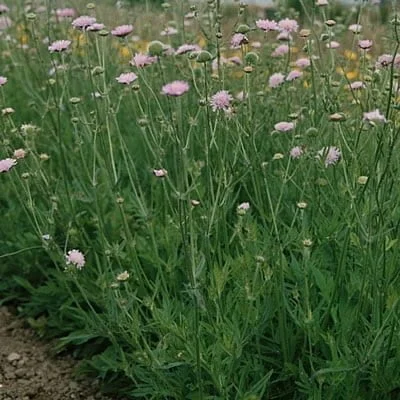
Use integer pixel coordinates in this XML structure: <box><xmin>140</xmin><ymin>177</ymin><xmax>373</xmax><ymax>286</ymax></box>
<box><xmin>0</xmin><ymin>306</ymin><xmax>112</xmax><ymax>400</ymax></box>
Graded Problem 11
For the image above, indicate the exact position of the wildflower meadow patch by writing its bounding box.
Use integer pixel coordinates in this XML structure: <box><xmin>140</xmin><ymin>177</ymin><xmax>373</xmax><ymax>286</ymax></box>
<box><xmin>1</xmin><ymin>0</ymin><xmax>400</xmax><ymax>399</ymax></box>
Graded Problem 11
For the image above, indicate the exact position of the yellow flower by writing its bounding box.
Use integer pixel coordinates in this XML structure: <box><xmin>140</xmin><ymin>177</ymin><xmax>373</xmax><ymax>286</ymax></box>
<box><xmin>346</xmin><ymin>70</ymin><xmax>358</xmax><ymax>80</ymax></box>
<box><xmin>119</xmin><ymin>46</ymin><xmax>131</xmax><ymax>60</ymax></box>
<box><xmin>344</xmin><ymin>50</ymin><xmax>357</xmax><ymax>61</ymax></box>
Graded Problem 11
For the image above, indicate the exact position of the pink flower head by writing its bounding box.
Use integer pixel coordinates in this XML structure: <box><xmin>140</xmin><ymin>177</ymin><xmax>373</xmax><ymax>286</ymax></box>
<box><xmin>274</xmin><ymin>121</ymin><xmax>294</xmax><ymax>132</ymax></box>
<box><xmin>66</xmin><ymin>249</ymin><xmax>85</xmax><ymax>269</ymax></box>
<box><xmin>130</xmin><ymin>52</ymin><xmax>156</xmax><ymax>68</ymax></box>
<box><xmin>286</xmin><ymin>70</ymin><xmax>303</xmax><ymax>81</ymax></box>
<box><xmin>86</xmin><ymin>23</ymin><xmax>105</xmax><ymax>32</ymax></box>
<box><xmin>56</xmin><ymin>8</ymin><xmax>76</xmax><ymax>19</ymax></box>
<box><xmin>160</xmin><ymin>27</ymin><xmax>178</xmax><ymax>36</ymax></box>
<box><xmin>318</xmin><ymin>146</ymin><xmax>341</xmax><ymax>166</ymax></box>
<box><xmin>358</xmin><ymin>39</ymin><xmax>372</xmax><ymax>50</ymax></box>
<box><xmin>0</xmin><ymin>16</ymin><xmax>12</xmax><ymax>30</ymax></box>
<box><xmin>269</xmin><ymin>72</ymin><xmax>285</xmax><ymax>88</ymax></box>
<box><xmin>111</xmin><ymin>24</ymin><xmax>133</xmax><ymax>37</ymax></box>
<box><xmin>295</xmin><ymin>57</ymin><xmax>311</xmax><ymax>68</ymax></box>
<box><xmin>153</xmin><ymin>168</ymin><xmax>167</xmax><ymax>177</ymax></box>
<box><xmin>0</xmin><ymin>158</ymin><xmax>16</xmax><ymax>172</ymax></box>
<box><xmin>230</xmin><ymin>33</ymin><xmax>248</xmax><ymax>49</ymax></box>
<box><xmin>72</xmin><ymin>16</ymin><xmax>97</xmax><ymax>30</ymax></box>
<box><xmin>116</xmin><ymin>72</ymin><xmax>138</xmax><ymax>85</ymax></box>
<box><xmin>363</xmin><ymin>109</ymin><xmax>386</xmax><ymax>123</ymax></box>
<box><xmin>348</xmin><ymin>24</ymin><xmax>362</xmax><ymax>34</ymax></box>
<box><xmin>210</xmin><ymin>90</ymin><xmax>233</xmax><ymax>112</ymax></box>
<box><xmin>13</xmin><ymin>148</ymin><xmax>26</xmax><ymax>159</ymax></box>
<box><xmin>237</xmin><ymin>202</ymin><xmax>250</xmax><ymax>214</ymax></box>
<box><xmin>175</xmin><ymin>44</ymin><xmax>201</xmax><ymax>55</ymax></box>
<box><xmin>326</xmin><ymin>41</ymin><xmax>340</xmax><ymax>49</ymax></box>
<box><xmin>376</xmin><ymin>54</ymin><xmax>393</xmax><ymax>67</ymax></box>
<box><xmin>276</xmin><ymin>31</ymin><xmax>292</xmax><ymax>41</ymax></box>
<box><xmin>278</xmin><ymin>18</ymin><xmax>299</xmax><ymax>33</ymax></box>
<box><xmin>256</xmin><ymin>19</ymin><xmax>278</xmax><ymax>32</ymax></box>
<box><xmin>227</xmin><ymin>56</ymin><xmax>242</xmax><ymax>66</ymax></box>
<box><xmin>0</xmin><ymin>76</ymin><xmax>7</xmax><ymax>86</ymax></box>
<box><xmin>161</xmin><ymin>80</ymin><xmax>189</xmax><ymax>97</ymax></box>
<box><xmin>349</xmin><ymin>81</ymin><xmax>365</xmax><ymax>90</ymax></box>
<box><xmin>0</xmin><ymin>4</ymin><xmax>9</xmax><ymax>13</ymax></box>
<box><xmin>272</xmin><ymin>44</ymin><xmax>289</xmax><ymax>57</ymax></box>
<box><xmin>290</xmin><ymin>146</ymin><xmax>304</xmax><ymax>159</ymax></box>
<box><xmin>48</xmin><ymin>40</ymin><xmax>71</xmax><ymax>53</ymax></box>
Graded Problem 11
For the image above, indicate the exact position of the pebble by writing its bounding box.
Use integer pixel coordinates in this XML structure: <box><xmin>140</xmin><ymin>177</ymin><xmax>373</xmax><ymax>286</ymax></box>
<box><xmin>7</xmin><ymin>352</ymin><xmax>21</xmax><ymax>362</ymax></box>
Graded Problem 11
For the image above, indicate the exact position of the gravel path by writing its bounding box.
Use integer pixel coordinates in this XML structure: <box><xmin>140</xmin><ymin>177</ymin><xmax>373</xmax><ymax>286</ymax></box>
<box><xmin>0</xmin><ymin>306</ymin><xmax>112</xmax><ymax>400</ymax></box>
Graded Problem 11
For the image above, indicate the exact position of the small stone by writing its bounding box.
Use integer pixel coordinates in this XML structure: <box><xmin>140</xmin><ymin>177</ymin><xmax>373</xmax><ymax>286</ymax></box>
<box><xmin>7</xmin><ymin>352</ymin><xmax>21</xmax><ymax>362</ymax></box>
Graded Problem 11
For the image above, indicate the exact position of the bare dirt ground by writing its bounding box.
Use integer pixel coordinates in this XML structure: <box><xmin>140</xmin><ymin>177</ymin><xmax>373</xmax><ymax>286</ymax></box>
<box><xmin>0</xmin><ymin>306</ymin><xmax>112</xmax><ymax>400</ymax></box>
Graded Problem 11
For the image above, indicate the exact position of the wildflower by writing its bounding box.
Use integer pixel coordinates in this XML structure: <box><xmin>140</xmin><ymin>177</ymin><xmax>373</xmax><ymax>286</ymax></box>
<box><xmin>230</xmin><ymin>33</ymin><xmax>248</xmax><ymax>49</ymax></box>
<box><xmin>71</xmin><ymin>15</ymin><xmax>96</xmax><ymax>30</ymax></box>
<box><xmin>161</xmin><ymin>80</ymin><xmax>189</xmax><ymax>96</ymax></box>
<box><xmin>276</xmin><ymin>31</ymin><xmax>291</xmax><ymax>41</ymax></box>
<box><xmin>286</xmin><ymin>70</ymin><xmax>303</xmax><ymax>81</ymax></box>
<box><xmin>295</xmin><ymin>58</ymin><xmax>311</xmax><ymax>68</ymax></box>
<box><xmin>21</xmin><ymin>123</ymin><xmax>38</xmax><ymax>135</ymax></box>
<box><xmin>56</xmin><ymin>8</ymin><xmax>76</xmax><ymax>19</ymax></box>
<box><xmin>42</xmin><ymin>234</ymin><xmax>51</xmax><ymax>241</ymax></box>
<box><xmin>325</xmin><ymin>19</ymin><xmax>336</xmax><ymax>27</ymax></box>
<box><xmin>316</xmin><ymin>0</ymin><xmax>328</xmax><ymax>5</ymax></box>
<box><xmin>116</xmin><ymin>72</ymin><xmax>138</xmax><ymax>85</ymax></box>
<box><xmin>160</xmin><ymin>27</ymin><xmax>178</xmax><ymax>36</ymax></box>
<box><xmin>111</xmin><ymin>24</ymin><xmax>133</xmax><ymax>37</ymax></box>
<box><xmin>0</xmin><ymin>4</ymin><xmax>9</xmax><ymax>13</ymax></box>
<box><xmin>48</xmin><ymin>40</ymin><xmax>71</xmax><ymax>53</ymax></box>
<box><xmin>358</xmin><ymin>39</ymin><xmax>372</xmax><ymax>50</ymax></box>
<box><xmin>191</xmin><ymin>199</ymin><xmax>200</xmax><ymax>206</ymax></box>
<box><xmin>363</xmin><ymin>109</ymin><xmax>386</xmax><ymax>123</ymax></box>
<box><xmin>2</xmin><ymin>107</ymin><xmax>14</xmax><ymax>115</ymax></box>
<box><xmin>175</xmin><ymin>44</ymin><xmax>201</xmax><ymax>55</ymax></box>
<box><xmin>39</xmin><ymin>153</ymin><xmax>49</xmax><ymax>161</ymax></box>
<box><xmin>357</xmin><ymin>176</ymin><xmax>368</xmax><ymax>185</ymax></box>
<box><xmin>13</xmin><ymin>148</ymin><xmax>26</xmax><ymax>159</ymax></box>
<box><xmin>349</xmin><ymin>81</ymin><xmax>365</xmax><ymax>90</ymax></box>
<box><xmin>0</xmin><ymin>76</ymin><xmax>7</xmax><ymax>86</ymax></box>
<box><xmin>274</xmin><ymin>121</ymin><xmax>294</xmax><ymax>132</ymax></box>
<box><xmin>303</xmin><ymin>238</ymin><xmax>313</xmax><ymax>247</ymax></box>
<box><xmin>318</xmin><ymin>146</ymin><xmax>341</xmax><ymax>166</ymax></box>
<box><xmin>272</xmin><ymin>44</ymin><xmax>289</xmax><ymax>57</ymax></box>
<box><xmin>237</xmin><ymin>202</ymin><xmax>250</xmax><ymax>215</ymax></box>
<box><xmin>348</xmin><ymin>24</ymin><xmax>362</xmax><ymax>34</ymax></box>
<box><xmin>130</xmin><ymin>52</ymin><xmax>156</xmax><ymax>68</ymax></box>
<box><xmin>153</xmin><ymin>168</ymin><xmax>167</xmax><ymax>177</ymax></box>
<box><xmin>269</xmin><ymin>73</ymin><xmax>285</xmax><ymax>88</ymax></box>
<box><xmin>290</xmin><ymin>146</ymin><xmax>304</xmax><ymax>158</ymax></box>
<box><xmin>66</xmin><ymin>249</ymin><xmax>86</xmax><ymax>269</ymax></box>
<box><xmin>251</xmin><ymin>41</ymin><xmax>261</xmax><ymax>48</ymax></box>
<box><xmin>0</xmin><ymin>16</ymin><xmax>12</xmax><ymax>30</ymax></box>
<box><xmin>273</xmin><ymin>153</ymin><xmax>284</xmax><ymax>160</ymax></box>
<box><xmin>227</xmin><ymin>56</ymin><xmax>242</xmax><ymax>65</ymax></box>
<box><xmin>210</xmin><ymin>90</ymin><xmax>233</xmax><ymax>112</ymax></box>
<box><xmin>297</xmin><ymin>201</ymin><xmax>308</xmax><ymax>209</ymax></box>
<box><xmin>0</xmin><ymin>158</ymin><xmax>16</xmax><ymax>172</ymax></box>
<box><xmin>255</xmin><ymin>19</ymin><xmax>278</xmax><ymax>32</ymax></box>
<box><xmin>326</xmin><ymin>41</ymin><xmax>340</xmax><ymax>49</ymax></box>
<box><xmin>116</xmin><ymin>271</ymin><xmax>130</xmax><ymax>281</ymax></box>
<box><xmin>278</xmin><ymin>18</ymin><xmax>299</xmax><ymax>33</ymax></box>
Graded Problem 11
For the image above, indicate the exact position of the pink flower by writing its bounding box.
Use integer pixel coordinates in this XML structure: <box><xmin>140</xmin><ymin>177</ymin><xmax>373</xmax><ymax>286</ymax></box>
<box><xmin>0</xmin><ymin>158</ymin><xmax>16</xmax><ymax>172</ymax></box>
<box><xmin>48</xmin><ymin>40</ymin><xmax>71</xmax><ymax>53</ymax></box>
<box><xmin>269</xmin><ymin>72</ymin><xmax>285</xmax><ymax>88</ymax></box>
<box><xmin>326</xmin><ymin>41</ymin><xmax>340</xmax><ymax>49</ymax></box>
<box><xmin>130</xmin><ymin>52</ymin><xmax>156</xmax><ymax>68</ymax></box>
<box><xmin>161</xmin><ymin>80</ymin><xmax>189</xmax><ymax>96</ymax></box>
<box><xmin>0</xmin><ymin>76</ymin><xmax>7</xmax><ymax>86</ymax></box>
<box><xmin>160</xmin><ymin>27</ymin><xmax>178</xmax><ymax>36</ymax></box>
<box><xmin>286</xmin><ymin>70</ymin><xmax>303</xmax><ymax>81</ymax></box>
<box><xmin>0</xmin><ymin>4</ymin><xmax>9</xmax><ymax>13</ymax></box>
<box><xmin>227</xmin><ymin>56</ymin><xmax>242</xmax><ymax>65</ymax></box>
<box><xmin>295</xmin><ymin>58</ymin><xmax>311</xmax><ymax>68</ymax></box>
<box><xmin>111</xmin><ymin>24</ymin><xmax>133</xmax><ymax>37</ymax></box>
<box><xmin>348</xmin><ymin>24</ymin><xmax>362</xmax><ymax>34</ymax></box>
<box><xmin>376</xmin><ymin>54</ymin><xmax>394</xmax><ymax>67</ymax></box>
<box><xmin>276</xmin><ymin>31</ymin><xmax>292</xmax><ymax>41</ymax></box>
<box><xmin>56</xmin><ymin>8</ymin><xmax>75</xmax><ymax>19</ymax></box>
<box><xmin>290</xmin><ymin>146</ymin><xmax>304</xmax><ymax>159</ymax></box>
<box><xmin>72</xmin><ymin>16</ymin><xmax>96</xmax><ymax>30</ymax></box>
<box><xmin>349</xmin><ymin>81</ymin><xmax>365</xmax><ymax>90</ymax></box>
<box><xmin>318</xmin><ymin>146</ymin><xmax>341</xmax><ymax>166</ymax></box>
<box><xmin>272</xmin><ymin>44</ymin><xmax>289</xmax><ymax>57</ymax></box>
<box><xmin>274</xmin><ymin>121</ymin><xmax>294</xmax><ymax>132</ymax></box>
<box><xmin>86</xmin><ymin>23</ymin><xmax>104</xmax><ymax>32</ymax></box>
<box><xmin>13</xmin><ymin>148</ymin><xmax>26</xmax><ymax>159</ymax></box>
<box><xmin>0</xmin><ymin>16</ymin><xmax>12</xmax><ymax>30</ymax></box>
<box><xmin>256</xmin><ymin>19</ymin><xmax>278</xmax><ymax>32</ymax></box>
<box><xmin>230</xmin><ymin>33</ymin><xmax>248</xmax><ymax>49</ymax></box>
<box><xmin>116</xmin><ymin>72</ymin><xmax>138</xmax><ymax>85</ymax></box>
<box><xmin>153</xmin><ymin>168</ymin><xmax>167</xmax><ymax>177</ymax></box>
<box><xmin>175</xmin><ymin>44</ymin><xmax>201</xmax><ymax>55</ymax></box>
<box><xmin>316</xmin><ymin>0</ymin><xmax>329</xmax><ymax>5</ymax></box>
<box><xmin>363</xmin><ymin>109</ymin><xmax>386</xmax><ymax>123</ymax></box>
<box><xmin>278</xmin><ymin>18</ymin><xmax>299</xmax><ymax>33</ymax></box>
<box><xmin>66</xmin><ymin>249</ymin><xmax>86</xmax><ymax>269</ymax></box>
<box><xmin>210</xmin><ymin>90</ymin><xmax>233</xmax><ymax>112</ymax></box>
<box><xmin>358</xmin><ymin>39</ymin><xmax>372</xmax><ymax>50</ymax></box>
<box><xmin>237</xmin><ymin>202</ymin><xmax>250</xmax><ymax>214</ymax></box>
